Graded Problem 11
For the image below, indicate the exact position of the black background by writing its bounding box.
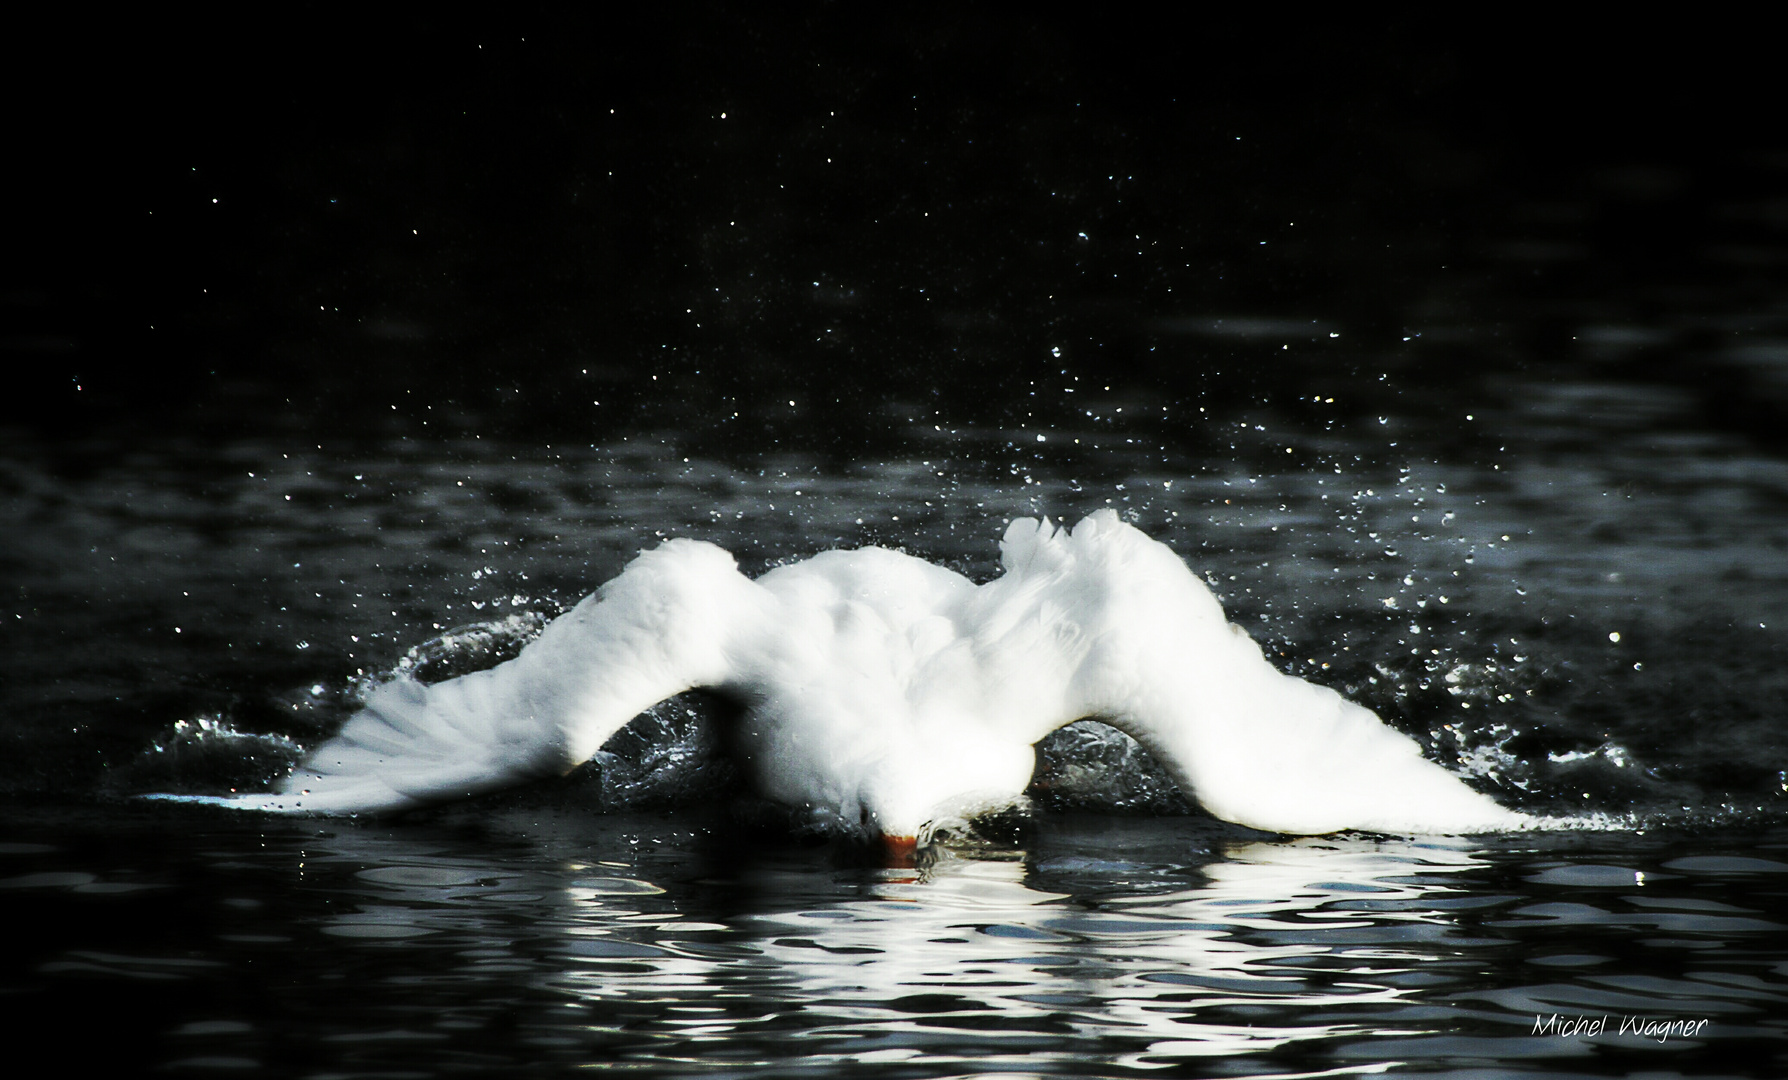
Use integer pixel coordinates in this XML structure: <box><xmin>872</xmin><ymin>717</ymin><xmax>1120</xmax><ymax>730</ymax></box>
<box><xmin>8</xmin><ymin>8</ymin><xmax>1783</xmax><ymax>450</ymax></box>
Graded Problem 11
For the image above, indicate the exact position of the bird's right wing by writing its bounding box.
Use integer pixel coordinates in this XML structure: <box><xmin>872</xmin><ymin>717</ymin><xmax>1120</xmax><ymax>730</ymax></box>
<box><xmin>212</xmin><ymin>539</ymin><xmax>762</xmax><ymax>814</ymax></box>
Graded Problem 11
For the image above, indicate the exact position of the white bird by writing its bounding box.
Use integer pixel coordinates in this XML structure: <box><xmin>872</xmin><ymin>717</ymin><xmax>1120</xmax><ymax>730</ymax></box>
<box><xmin>206</xmin><ymin>510</ymin><xmax>1528</xmax><ymax>846</ymax></box>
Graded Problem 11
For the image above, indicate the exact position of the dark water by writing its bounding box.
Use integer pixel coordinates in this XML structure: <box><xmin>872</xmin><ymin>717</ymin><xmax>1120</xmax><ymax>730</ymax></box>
<box><xmin>6</xmin><ymin>12</ymin><xmax>1788</xmax><ymax>1076</ymax></box>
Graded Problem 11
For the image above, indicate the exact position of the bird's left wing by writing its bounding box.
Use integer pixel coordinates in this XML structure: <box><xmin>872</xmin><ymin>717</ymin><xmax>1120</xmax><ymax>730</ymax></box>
<box><xmin>994</xmin><ymin>512</ymin><xmax>1528</xmax><ymax>835</ymax></box>
<box><xmin>185</xmin><ymin>539</ymin><xmax>763</xmax><ymax>814</ymax></box>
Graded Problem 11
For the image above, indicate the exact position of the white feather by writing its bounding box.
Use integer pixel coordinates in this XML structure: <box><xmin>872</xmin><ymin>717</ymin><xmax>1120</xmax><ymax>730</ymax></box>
<box><xmin>200</xmin><ymin>511</ymin><xmax>1527</xmax><ymax>835</ymax></box>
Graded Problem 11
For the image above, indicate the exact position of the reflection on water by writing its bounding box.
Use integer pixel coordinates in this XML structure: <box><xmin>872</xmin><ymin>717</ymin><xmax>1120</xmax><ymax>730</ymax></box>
<box><xmin>5</xmin><ymin>807</ymin><xmax>1781</xmax><ymax>1076</ymax></box>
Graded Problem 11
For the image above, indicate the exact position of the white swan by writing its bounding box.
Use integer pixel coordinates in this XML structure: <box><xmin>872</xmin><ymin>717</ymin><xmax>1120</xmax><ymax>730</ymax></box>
<box><xmin>204</xmin><ymin>510</ymin><xmax>1527</xmax><ymax>843</ymax></box>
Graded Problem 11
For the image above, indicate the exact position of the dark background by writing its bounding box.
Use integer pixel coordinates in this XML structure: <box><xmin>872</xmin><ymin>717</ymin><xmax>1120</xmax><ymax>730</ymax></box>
<box><xmin>7</xmin><ymin>8</ymin><xmax>1784</xmax><ymax>454</ymax></box>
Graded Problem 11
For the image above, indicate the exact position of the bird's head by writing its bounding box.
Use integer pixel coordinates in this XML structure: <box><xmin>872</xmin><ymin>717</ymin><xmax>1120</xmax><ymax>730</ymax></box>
<box><xmin>852</xmin><ymin>738</ymin><xmax>1035</xmax><ymax>865</ymax></box>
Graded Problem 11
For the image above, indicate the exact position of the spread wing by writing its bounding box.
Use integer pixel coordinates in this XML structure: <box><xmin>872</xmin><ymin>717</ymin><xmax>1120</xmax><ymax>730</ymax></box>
<box><xmin>207</xmin><ymin>539</ymin><xmax>761</xmax><ymax>814</ymax></box>
<box><xmin>994</xmin><ymin>512</ymin><xmax>1528</xmax><ymax>834</ymax></box>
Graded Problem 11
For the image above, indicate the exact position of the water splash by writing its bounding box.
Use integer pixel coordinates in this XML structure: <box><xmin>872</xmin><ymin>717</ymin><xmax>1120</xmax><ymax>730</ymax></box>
<box><xmin>1029</xmin><ymin>721</ymin><xmax>1193</xmax><ymax>815</ymax></box>
<box><xmin>383</xmin><ymin>611</ymin><xmax>554</xmax><ymax>687</ymax></box>
<box><xmin>582</xmin><ymin>696</ymin><xmax>740</xmax><ymax>811</ymax></box>
<box><xmin>118</xmin><ymin>714</ymin><xmax>303</xmax><ymax>796</ymax></box>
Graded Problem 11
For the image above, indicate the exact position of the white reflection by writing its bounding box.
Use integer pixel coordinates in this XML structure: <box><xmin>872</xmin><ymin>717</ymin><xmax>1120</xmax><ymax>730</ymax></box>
<box><xmin>531</xmin><ymin>834</ymin><xmax>1489</xmax><ymax>1070</ymax></box>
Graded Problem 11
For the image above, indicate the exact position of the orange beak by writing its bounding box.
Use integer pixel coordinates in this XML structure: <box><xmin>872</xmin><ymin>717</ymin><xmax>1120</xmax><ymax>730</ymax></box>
<box><xmin>880</xmin><ymin>834</ymin><xmax>919</xmax><ymax>867</ymax></box>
